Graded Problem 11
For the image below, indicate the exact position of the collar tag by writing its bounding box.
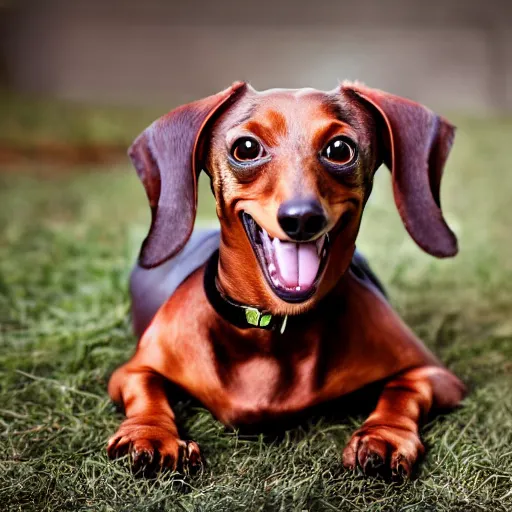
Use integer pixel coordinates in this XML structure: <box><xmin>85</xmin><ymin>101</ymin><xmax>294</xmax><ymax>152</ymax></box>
<box><xmin>245</xmin><ymin>307</ymin><xmax>273</xmax><ymax>328</ymax></box>
<box><xmin>204</xmin><ymin>250</ymin><xmax>289</xmax><ymax>333</ymax></box>
<box><xmin>280</xmin><ymin>315</ymin><xmax>288</xmax><ymax>334</ymax></box>
<box><xmin>245</xmin><ymin>307</ymin><xmax>261</xmax><ymax>326</ymax></box>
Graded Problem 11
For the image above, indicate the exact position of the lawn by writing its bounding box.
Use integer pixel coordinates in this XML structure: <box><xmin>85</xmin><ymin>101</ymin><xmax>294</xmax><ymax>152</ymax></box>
<box><xmin>1</xmin><ymin>111</ymin><xmax>511</xmax><ymax>511</ymax></box>
<box><xmin>0</xmin><ymin>89</ymin><xmax>160</xmax><ymax>148</ymax></box>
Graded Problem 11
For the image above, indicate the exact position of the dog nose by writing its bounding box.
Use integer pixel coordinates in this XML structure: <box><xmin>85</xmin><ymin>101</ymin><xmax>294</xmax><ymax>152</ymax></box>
<box><xmin>277</xmin><ymin>199</ymin><xmax>328</xmax><ymax>241</ymax></box>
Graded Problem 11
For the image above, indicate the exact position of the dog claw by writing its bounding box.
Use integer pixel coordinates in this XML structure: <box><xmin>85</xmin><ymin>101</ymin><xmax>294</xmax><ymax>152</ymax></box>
<box><xmin>182</xmin><ymin>440</ymin><xmax>204</xmax><ymax>473</ymax></box>
<box><xmin>131</xmin><ymin>448</ymin><xmax>155</xmax><ymax>471</ymax></box>
<box><xmin>107</xmin><ymin>420</ymin><xmax>203</xmax><ymax>475</ymax></box>
<box><xmin>343</xmin><ymin>426</ymin><xmax>422</xmax><ymax>480</ymax></box>
<box><xmin>391</xmin><ymin>454</ymin><xmax>411</xmax><ymax>481</ymax></box>
<box><xmin>363</xmin><ymin>452</ymin><xmax>385</xmax><ymax>476</ymax></box>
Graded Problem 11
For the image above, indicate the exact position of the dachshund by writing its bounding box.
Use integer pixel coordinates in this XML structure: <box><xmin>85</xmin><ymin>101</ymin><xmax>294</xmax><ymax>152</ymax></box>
<box><xmin>107</xmin><ymin>81</ymin><xmax>466</xmax><ymax>479</ymax></box>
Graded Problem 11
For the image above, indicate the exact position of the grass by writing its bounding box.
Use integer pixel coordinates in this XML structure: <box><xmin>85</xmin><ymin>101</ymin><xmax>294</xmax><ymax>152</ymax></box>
<box><xmin>1</xmin><ymin>113</ymin><xmax>512</xmax><ymax>511</ymax></box>
<box><xmin>0</xmin><ymin>89</ymin><xmax>160</xmax><ymax>148</ymax></box>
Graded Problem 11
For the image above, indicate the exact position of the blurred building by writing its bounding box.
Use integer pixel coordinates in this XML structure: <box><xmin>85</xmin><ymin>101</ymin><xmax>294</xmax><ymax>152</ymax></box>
<box><xmin>1</xmin><ymin>0</ymin><xmax>511</xmax><ymax>112</ymax></box>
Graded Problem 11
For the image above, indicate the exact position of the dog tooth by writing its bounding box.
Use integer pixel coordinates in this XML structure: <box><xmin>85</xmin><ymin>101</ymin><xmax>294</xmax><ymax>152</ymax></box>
<box><xmin>316</xmin><ymin>235</ymin><xmax>325</xmax><ymax>255</ymax></box>
<box><xmin>260</xmin><ymin>229</ymin><xmax>274</xmax><ymax>256</ymax></box>
<box><xmin>296</xmin><ymin>286</ymin><xmax>301</xmax><ymax>291</ymax></box>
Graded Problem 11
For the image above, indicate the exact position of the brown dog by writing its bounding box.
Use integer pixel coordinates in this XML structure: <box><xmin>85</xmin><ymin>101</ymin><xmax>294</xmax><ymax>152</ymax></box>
<box><xmin>107</xmin><ymin>81</ymin><xmax>466</xmax><ymax>479</ymax></box>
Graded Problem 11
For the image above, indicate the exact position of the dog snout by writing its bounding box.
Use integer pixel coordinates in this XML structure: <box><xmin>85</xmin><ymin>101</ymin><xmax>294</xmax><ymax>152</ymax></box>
<box><xmin>277</xmin><ymin>199</ymin><xmax>328</xmax><ymax>241</ymax></box>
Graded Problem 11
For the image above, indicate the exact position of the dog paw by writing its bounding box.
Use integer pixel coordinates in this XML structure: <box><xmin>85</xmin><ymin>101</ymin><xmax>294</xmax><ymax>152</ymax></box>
<box><xmin>107</xmin><ymin>417</ymin><xmax>203</xmax><ymax>475</ymax></box>
<box><xmin>342</xmin><ymin>425</ymin><xmax>424</xmax><ymax>480</ymax></box>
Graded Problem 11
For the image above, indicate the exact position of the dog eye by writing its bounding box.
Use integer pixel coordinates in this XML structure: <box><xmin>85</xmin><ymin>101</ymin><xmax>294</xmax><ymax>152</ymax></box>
<box><xmin>231</xmin><ymin>137</ymin><xmax>265</xmax><ymax>162</ymax></box>
<box><xmin>322</xmin><ymin>137</ymin><xmax>356</xmax><ymax>165</ymax></box>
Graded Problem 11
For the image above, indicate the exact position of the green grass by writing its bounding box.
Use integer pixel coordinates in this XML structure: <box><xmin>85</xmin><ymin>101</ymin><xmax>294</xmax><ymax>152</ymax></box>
<box><xmin>1</xmin><ymin>116</ymin><xmax>512</xmax><ymax>511</ymax></box>
<box><xmin>0</xmin><ymin>90</ymin><xmax>160</xmax><ymax>148</ymax></box>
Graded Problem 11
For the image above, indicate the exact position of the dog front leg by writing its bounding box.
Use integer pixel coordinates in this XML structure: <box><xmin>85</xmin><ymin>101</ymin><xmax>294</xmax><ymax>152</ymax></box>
<box><xmin>107</xmin><ymin>365</ymin><xmax>202</xmax><ymax>472</ymax></box>
<box><xmin>342</xmin><ymin>366</ymin><xmax>465</xmax><ymax>479</ymax></box>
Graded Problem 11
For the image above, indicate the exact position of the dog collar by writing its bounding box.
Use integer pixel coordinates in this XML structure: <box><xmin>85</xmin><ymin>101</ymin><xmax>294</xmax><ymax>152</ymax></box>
<box><xmin>203</xmin><ymin>250</ymin><xmax>288</xmax><ymax>334</ymax></box>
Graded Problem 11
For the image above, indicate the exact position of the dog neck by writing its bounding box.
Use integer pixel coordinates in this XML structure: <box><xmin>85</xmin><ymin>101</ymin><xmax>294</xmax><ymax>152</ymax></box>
<box><xmin>216</xmin><ymin>220</ymin><xmax>362</xmax><ymax>314</ymax></box>
<box><xmin>215</xmin><ymin>234</ymin><xmax>302</xmax><ymax>317</ymax></box>
<box><xmin>204</xmin><ymin>250</ymin><xmax>289</xmax><ymax>333</ymax></box>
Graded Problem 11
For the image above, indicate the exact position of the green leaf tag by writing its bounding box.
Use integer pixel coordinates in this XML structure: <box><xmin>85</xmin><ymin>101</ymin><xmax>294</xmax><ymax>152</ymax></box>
<box><xmin>245</xmin><ymin>308</ymin><xmax>260</xmax><ymax>326</ymax></box>
<box><xmin>259</xmin><ymin>314</ymin><xmax>272</xmax><ymax>327</ymax></box>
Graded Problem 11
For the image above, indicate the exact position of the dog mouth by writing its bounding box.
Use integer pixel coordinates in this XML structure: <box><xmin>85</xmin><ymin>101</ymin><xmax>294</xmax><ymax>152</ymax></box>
<box><xmin>241</xmin><ymin>212</ymin><xmax>330</xmax><ymax>303</ymax></box>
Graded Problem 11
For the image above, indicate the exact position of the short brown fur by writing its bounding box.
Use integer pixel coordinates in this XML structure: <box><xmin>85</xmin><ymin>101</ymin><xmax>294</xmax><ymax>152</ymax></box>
<box><xmin>108</xmin><ymin>82</ymin><xmax>465</xmax><ymax>479</ymax></box>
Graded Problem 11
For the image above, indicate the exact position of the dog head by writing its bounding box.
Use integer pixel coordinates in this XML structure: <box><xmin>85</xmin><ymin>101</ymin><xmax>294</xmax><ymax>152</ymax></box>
<box><xmin>129</xmin><ymin>81</ymin><xmax>457</xmax><ymax>315</ymax></box>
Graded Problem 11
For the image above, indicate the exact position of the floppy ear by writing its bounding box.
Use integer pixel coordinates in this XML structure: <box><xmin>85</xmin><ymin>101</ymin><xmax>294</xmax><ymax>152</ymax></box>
<box><xmin>343</xmin><ymin>83</ymin><xmax>458</xmax><ymax>258</ymax></box>
<box><xmin>129</xmin><ymin>82</ymin><xmax>246</xmax><ymax>268</ymax></box>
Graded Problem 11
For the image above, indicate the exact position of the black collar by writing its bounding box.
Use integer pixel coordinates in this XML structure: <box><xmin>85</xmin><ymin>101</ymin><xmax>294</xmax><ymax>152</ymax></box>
<box><xmin>203</xmin><ymin>250</ymin><xmax>288</xmax><ymax>333</ymax></box>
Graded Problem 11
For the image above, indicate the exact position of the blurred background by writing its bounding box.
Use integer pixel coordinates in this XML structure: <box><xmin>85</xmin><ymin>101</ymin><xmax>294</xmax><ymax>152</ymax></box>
<box><xmin>1</xmin><ymin>0</ymin><xmax>511</xmax><ymax>165</ymax></box>
<box><xmin>2</xmin><ymin>0</ymin><xmax>511</xmax><ymax>110</ymax></box>
<box><xmin>1</xmin><ymin>0</ymin><xmax>511</xmax><ymax>161</ymax></box>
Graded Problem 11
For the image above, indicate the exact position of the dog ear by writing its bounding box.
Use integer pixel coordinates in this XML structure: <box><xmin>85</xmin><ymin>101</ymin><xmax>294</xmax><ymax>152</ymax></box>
<box><xmin>343</xmin><ymin>83</ymin><xmax>458</xmax><ymax>258</ymax></box>
<box><xmin>129</xmin><ymin>82</ymin><xmax>246</xmax><ymax>268</ymax></box>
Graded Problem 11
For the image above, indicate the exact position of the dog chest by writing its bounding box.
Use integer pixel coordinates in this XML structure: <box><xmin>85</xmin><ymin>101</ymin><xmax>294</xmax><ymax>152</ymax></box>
<box><xmin>208</xmin><ymin>352</ymin><xmax>325</xmax><ymax>426</ymax></box>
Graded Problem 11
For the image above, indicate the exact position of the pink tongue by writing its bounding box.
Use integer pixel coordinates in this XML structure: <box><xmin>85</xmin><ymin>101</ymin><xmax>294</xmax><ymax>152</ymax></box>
<box><xmin>298</xmin><ymin>243</ymin><xmax>320</xmax><ymax>287</ymax></box>
<box><xmin>272</xmin><ymin>238</ymin><xmax>320</xmax><ymax>289</ymax></box>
